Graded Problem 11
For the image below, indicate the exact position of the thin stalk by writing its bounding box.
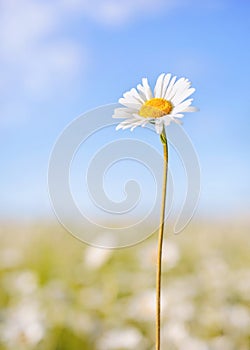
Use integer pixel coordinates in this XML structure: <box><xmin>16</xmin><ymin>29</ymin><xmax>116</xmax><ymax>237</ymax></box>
<box><xmin>156</xmin><ymin>127</ymin><xmax>168</xmax><ymax>350</ymax></box>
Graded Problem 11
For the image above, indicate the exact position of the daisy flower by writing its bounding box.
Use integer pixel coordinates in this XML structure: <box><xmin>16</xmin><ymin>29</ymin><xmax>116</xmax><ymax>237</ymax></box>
<box><xmin>113</xmin><ymin>73</ymin><xmax>198</xmax><ymax>134</ymax></box>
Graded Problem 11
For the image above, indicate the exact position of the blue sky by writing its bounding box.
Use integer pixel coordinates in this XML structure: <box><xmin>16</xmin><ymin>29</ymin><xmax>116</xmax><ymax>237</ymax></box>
<box><xmin>1</xmin><ymin>0</ymin><xmax>249</xmax><ymax>221</ymax></box>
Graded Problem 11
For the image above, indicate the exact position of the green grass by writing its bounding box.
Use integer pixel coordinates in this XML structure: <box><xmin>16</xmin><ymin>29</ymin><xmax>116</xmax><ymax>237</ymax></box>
<box><xmin>0</xmin><ymin>220</ymin><xmax>250</xmax><ymax>349</ymax></box>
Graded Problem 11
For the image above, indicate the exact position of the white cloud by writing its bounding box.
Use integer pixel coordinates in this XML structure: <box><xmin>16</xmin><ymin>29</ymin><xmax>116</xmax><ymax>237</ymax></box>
<box><xmin>23</xmin><ymin>41</ymin><xmax>85</xmax><ymax>94</ymax></box>
<box><xmin>0</xmin><ymin>0</ymin><xmax>85</xmax><ymax>100</ymax></box>
<box><xmin>0</xmin><ymin>0</ymin><xmax>225</xmax><ymax>127</ymax></box>
<box><xmin>61</xmin><ymin>0</ymin><xmax>175</xmax><ymax>26</ymax></box>
<box><xmin>0</xmin><ymin>0</ymin><xmax>225</xmax><ymax>96</ymax></box>
<box><xmin>61</xmin><ymin>0</ymin><xmax>226</xmax><ymax>26</ymax></box>
<box><xmin>0</xmin><ymin>0</ymin><xmax>57</xmax><ymax>57</ymax></box>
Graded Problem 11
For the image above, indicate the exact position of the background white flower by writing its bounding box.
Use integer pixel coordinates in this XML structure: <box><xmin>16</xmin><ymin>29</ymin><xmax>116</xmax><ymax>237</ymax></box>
<box><xmin>113</xmin><ymin>73</ymin><xmax>198</xmax><ymax>134</ymax></box>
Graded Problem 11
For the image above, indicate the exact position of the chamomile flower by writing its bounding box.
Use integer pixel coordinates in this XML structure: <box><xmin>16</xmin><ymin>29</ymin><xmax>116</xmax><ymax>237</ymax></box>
<box><xmin>113</xmin><ymin>73</ymin><xmax>198</xmax><ymax>134</ymax></box>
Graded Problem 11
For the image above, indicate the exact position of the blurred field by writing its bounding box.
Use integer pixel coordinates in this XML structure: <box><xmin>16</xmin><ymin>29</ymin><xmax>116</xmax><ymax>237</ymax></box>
<box><xmin>0</xmin><ymin>220</ymin><xmax>250</xmax><ymax>350</ymax></box>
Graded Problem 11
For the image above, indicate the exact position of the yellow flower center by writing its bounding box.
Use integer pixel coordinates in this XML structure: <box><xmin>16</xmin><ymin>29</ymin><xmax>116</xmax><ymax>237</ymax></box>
<box><xmin>139</xmin><ymin>98</ymin><xmax>173</xmax><ymax>118</ymax></box>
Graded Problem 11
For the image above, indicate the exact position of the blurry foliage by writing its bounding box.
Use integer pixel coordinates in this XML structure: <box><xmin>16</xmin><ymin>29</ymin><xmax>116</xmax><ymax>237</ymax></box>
<box><xmin>0</xmin><ymin>220</ymin><xmax>250</xmax><ymax>350</ymax></box>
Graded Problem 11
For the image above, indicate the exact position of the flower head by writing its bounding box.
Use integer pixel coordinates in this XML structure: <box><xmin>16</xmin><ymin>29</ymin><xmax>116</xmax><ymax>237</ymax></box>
<box><xmin>113</xmin><ymin>73</ymin><xmax>198</xmax><ymax>134</ymax></box>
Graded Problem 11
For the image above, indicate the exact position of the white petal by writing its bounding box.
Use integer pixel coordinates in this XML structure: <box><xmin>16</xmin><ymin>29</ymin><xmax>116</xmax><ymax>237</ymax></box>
<box><xmin>182</xmin><ymin>106</ymin><xmax>199</xmax><ymax>112</ymax></box>
<box><xmin>142</xmin><ymin>78</ymin><xmax>153</xmax><ymax>100</ymax></box>
<box><xmin>137</xmin><ymin>90</ymin><xmax>147</xmax><ymax>102</ymax></box>
<box><xmin>112</xmin><ymin>113</ymin><xmax>129</xmax><ymax>119</ymax></box>
<box><xmin>171</xmin><ymin>113</ymin><xmax>184</xmax><ymax>118</ymax></box>
<box><xmin>167</xmin><ymin>78</ymin><xmax>188</xmax><ymax>101</ymax></box>
<box><xmin>124</xmin><ymin>88</ymin><xmax>145</xmax><ymax>103</ymax></box>
<box><xmin>167</xmin><ymin>78</ymin><xmax>191</xmax><ymax>103</ymax></box>
<box><xmin>119</xmin><ymin>98</ymin><xmax>141</xmax><ymax>109</ymax></box>
<box><xmin>154</xmin><ymin>73</ymin><xmax>165</xmax><ymax>98</ymax></box>
<box><xmin>131</xmin><ymin>119</ymin><xmax>149</xmax><ymax>130</ymax></box>
<box><xmin>116</xmin><ymin>117</ymin><xmax>149</xmax><ymax>131</ymax></box>
<box><xmin>172</xmin><ymin>79</ymin><xmax>191</xmax><ymax>101</ymax></box>
<box><xmin>120</xmin><ymin>96</ymin><xmax>142</xmax><ymax>106</ymax></box>
<box><xmin>155</xmin><ymin>120</ymin><xmax>164</xmax><ymax>134</ymax></box>
<box><xmin>112</xmin><ymin>107</ymin><xmax>137</xmax><ymax>118</ymax></box>
<box><xmin>162</xmin><ymin>115</ymin><xmax>183</xmax><ymax>127</ymax></box>
<box><xmin>121</xmin><ymin>95</ymin><xmax>141</xmax><ymax>105</ymax></box>
<box><xmin>116</xmin><ymin>117</ymin><xmax>140</xmax><ymax>125</ymax></box>
<box><xmin>164</xmin><ymin>76</ymin><xmax>177</xmax><ymax>100</ymax></box>
<box><xmin>136</xmin><ymin>83</ymin><xmax>147</xmax><ymax>100</ymax></box>
<box><xmin>141</xmin><ymin>120</ymin><xmax>149</xmax><ymax>127</ymax></box>
<box><xmin>172</xmin><ymin>99</ymin><xmax>193</xmax><ymax>114</ymax></box>
<box><xmin>161</xmin><ymin>73</ymin><xmax>172</xmax><ymax>98</ymax></box>
<box><xmin>172</xmin><ymin>87</ymin><xmax>195</xmax><ymax>105</ymax></box>
<box><xmin>116</xmin><ymin>120</ymin><xmax>136</xmax><ymax>130</ymax></box>
<box><xmin>162</xmin><ymin>115</ymin><xmax>172</xmax><ymax>127</ymax></box>
<box><xmin>132</xmin><ymin>114</ymin><xmax>154</xmax><ymax>126</ymax></box>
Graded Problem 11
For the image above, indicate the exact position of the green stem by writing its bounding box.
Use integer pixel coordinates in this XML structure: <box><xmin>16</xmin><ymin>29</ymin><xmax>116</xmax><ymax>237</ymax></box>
<box><xmin>156</xmin><ymin>127</ymin><xmax>168</xmax><ymax>350</ymax></box>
